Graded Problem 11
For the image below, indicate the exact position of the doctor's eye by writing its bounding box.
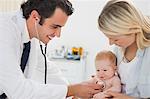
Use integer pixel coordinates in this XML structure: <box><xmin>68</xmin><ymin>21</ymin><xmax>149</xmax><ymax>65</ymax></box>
<box><xmin>50</xmin><ymin>26</ymin><xmax>58</xmax><ymax>29</ymax></box>
<box><xmin>50</xmin><ymin>24</ymin><xmax>62</xmax><ymax>29</ymax></box>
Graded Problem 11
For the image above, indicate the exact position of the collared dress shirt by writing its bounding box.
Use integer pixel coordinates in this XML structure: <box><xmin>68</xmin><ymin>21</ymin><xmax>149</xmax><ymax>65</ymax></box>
<box><xmin>111</xmin><ymin>45</ymin><xmax>150</xmax><ymax>98</ymax></box>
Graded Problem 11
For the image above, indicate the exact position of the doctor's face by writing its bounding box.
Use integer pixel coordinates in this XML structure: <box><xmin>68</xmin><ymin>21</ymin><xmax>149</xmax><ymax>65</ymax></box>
<box><xmin>37</xmin><ymin>8</ymin><xmax>68</xmax><ymax>44</ymax></box>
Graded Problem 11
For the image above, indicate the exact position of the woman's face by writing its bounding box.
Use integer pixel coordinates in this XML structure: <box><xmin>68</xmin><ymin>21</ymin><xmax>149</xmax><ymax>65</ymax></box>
<box><xmin>106</xmin><ymin>34</ymin><xmax>136</xmax><ymax>48</ymax></box>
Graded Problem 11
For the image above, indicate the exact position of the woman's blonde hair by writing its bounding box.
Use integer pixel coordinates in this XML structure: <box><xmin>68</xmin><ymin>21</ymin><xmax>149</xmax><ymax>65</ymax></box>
<box><xmin>98</xmin><ymin>0</ymin><xmax>150</xmax><ymax>49</ymax></box>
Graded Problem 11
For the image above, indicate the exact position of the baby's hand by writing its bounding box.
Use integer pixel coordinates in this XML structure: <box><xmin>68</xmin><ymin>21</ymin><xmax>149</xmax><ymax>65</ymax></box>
<box><xmin>96</xmin><ymin>81</ymin><xmax>106</xmax><ymax>90</ymax></box>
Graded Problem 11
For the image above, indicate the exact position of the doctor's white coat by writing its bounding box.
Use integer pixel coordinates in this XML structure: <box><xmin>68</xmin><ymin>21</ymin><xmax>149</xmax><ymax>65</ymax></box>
<box><xmin>0</xmin><ymin>12</ymin><xmax>68</xmax><ymax>99</ymax></box>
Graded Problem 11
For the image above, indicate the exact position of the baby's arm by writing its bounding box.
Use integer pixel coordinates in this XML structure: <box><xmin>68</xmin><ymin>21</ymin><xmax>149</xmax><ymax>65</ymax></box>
<box><xmin>105</xmin><ymin>76</ymin><xmax>121</xmax><ymax>92</ymax></box>
<box><xmin>94</xmin><ymin>76</ymin><xmax>121</xmax><ymax>99</ymax></box>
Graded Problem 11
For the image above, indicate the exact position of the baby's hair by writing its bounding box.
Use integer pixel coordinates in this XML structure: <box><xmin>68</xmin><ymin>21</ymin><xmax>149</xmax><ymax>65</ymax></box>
<box><xmin>95</xmin><ymin>50</ymin><xmax>117</xmax><ymax>66</ymax></box>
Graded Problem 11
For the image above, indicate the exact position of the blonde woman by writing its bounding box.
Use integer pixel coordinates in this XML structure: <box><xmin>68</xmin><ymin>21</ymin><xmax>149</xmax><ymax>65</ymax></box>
<box><xmin>98</xmin><ymin>0</ymin><xmax>150</xmax><ymax>98</ymax></box>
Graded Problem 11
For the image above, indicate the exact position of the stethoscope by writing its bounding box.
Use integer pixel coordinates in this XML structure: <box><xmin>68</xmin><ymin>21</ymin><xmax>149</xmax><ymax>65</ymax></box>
<box><xmin>35</xmin><ymin>18</ymin><xmax>47</xmax><ymax>84</ymax></box>
<box><xmin>40</xmin><ymin>44</ymin><xmax>47</xmax><ymax>84</ymax></box>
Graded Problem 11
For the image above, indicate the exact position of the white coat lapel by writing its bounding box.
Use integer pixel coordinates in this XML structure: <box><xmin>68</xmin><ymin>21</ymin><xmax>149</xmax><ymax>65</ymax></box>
<box><xmin>24</xmin><ymin>38</ymin><xmax>38</xmax><ymax>78</ymax></box>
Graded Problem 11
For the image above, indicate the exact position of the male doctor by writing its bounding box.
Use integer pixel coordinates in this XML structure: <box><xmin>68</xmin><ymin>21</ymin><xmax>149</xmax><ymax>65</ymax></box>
<box><xmin>0</xmin><ymin>0</ymin><xmax>101</xmax><ymax>99</ymax></box>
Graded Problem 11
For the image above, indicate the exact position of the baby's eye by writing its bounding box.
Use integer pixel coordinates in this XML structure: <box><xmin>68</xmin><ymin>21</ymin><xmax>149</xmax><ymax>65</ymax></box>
<box><xmin>103</xmin><ymin>70</ymin><xmax>107</xmax><ymax>71</ymax></box>
<box><xmin>97</xmin><ymin>70</ymin><xmax>100</xmax><ymax>72</ymax></box>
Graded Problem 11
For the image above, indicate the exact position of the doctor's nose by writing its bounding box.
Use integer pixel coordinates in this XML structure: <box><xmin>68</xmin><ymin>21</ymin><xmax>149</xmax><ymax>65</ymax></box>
<box><xmin>55</xmin><ymin>28</ymin><xmax>61</xmax><ymax>38</ymax></box>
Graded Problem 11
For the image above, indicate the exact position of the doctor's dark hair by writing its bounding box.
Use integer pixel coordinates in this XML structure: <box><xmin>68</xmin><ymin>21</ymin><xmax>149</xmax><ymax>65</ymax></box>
<box><xmin>21</xmin><ymin>0</ymin><xmax>74</xmax><ymax>25</ymax></box>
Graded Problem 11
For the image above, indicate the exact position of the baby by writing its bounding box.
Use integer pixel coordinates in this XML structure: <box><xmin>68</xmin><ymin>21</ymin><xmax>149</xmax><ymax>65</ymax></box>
<box><xmin>89</xmin><ymin>50</ymin><xmax>121</xmax><ymax>99</ymax></box>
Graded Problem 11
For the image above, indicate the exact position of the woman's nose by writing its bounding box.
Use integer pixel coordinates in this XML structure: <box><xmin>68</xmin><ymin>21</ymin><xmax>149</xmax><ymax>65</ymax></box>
<box><xmin>109</xmin><ymin>39</ymin><xmax>114</xmax><ymax>45</ymax></box>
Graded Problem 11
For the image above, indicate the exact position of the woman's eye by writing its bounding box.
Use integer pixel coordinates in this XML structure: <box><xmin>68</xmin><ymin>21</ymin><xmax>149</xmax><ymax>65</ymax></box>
<box><xmin>113</xmin><ymin>39</ymin><xmax>118</xmax><ymax>42</ymax></box>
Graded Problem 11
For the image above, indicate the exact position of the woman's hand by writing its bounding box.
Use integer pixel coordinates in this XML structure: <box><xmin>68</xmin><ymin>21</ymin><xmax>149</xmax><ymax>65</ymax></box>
<box><xmin>105</xmin><ymin>91</ymin><xmax>135</xmax><ymax>99</ymax></box>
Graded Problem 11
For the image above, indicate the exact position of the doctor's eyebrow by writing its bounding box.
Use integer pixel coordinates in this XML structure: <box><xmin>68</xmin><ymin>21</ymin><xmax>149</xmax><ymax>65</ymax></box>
<box><xmin>51</xmin><ymin>24</ymin><xmax>62</xmax><ymax>28</ymax></box>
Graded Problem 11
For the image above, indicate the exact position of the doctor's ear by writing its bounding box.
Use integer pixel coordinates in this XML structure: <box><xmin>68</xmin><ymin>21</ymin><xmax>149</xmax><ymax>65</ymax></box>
<box><xmin>30</xmin><ymin>10</ymin><xmax>40</xmax><ymax>22</ymax></box>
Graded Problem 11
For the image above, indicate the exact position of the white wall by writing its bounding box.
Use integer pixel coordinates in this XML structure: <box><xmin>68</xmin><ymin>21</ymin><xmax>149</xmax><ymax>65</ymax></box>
<box><xmin>133</xmin><ymin>0</ymin><xmax>150</xmax><ymax>16</ymax></box>
<box><xmin>47</xmin><ymin>0</ymin><xmax>109</xmax><ymax>80</ymax></box>
<box><xmin>0</xmin><ymin>0</ymin><xmax>24</xmax><ymax>12</ymax></box>
<box><xmin>0</xmin><ymin>0</ymin><xmax>150</xmax><ymax>80</ymax></box>
<box><xmin>47</xmin><ymin>0</ymin><xmax>150</xmax><ymax>80</ymax></box>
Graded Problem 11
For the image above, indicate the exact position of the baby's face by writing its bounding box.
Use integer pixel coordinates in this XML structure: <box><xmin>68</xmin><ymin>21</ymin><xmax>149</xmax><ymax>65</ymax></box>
<box><xmin>95</xmin><ymin>59</ymin><xmax>116</xmax><ymax>80</ymax></box>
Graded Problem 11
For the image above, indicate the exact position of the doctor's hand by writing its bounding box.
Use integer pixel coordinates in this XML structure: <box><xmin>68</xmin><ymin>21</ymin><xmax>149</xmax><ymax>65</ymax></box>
<box><xmin>67</xmin><ymin>82</ymin><xmax>102</xmax><ymax>98</ymax></box>
<box><xmin>105</xmin><ymin>91</ymin><xmax>135</xmax><ymax>99</ymax></box>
